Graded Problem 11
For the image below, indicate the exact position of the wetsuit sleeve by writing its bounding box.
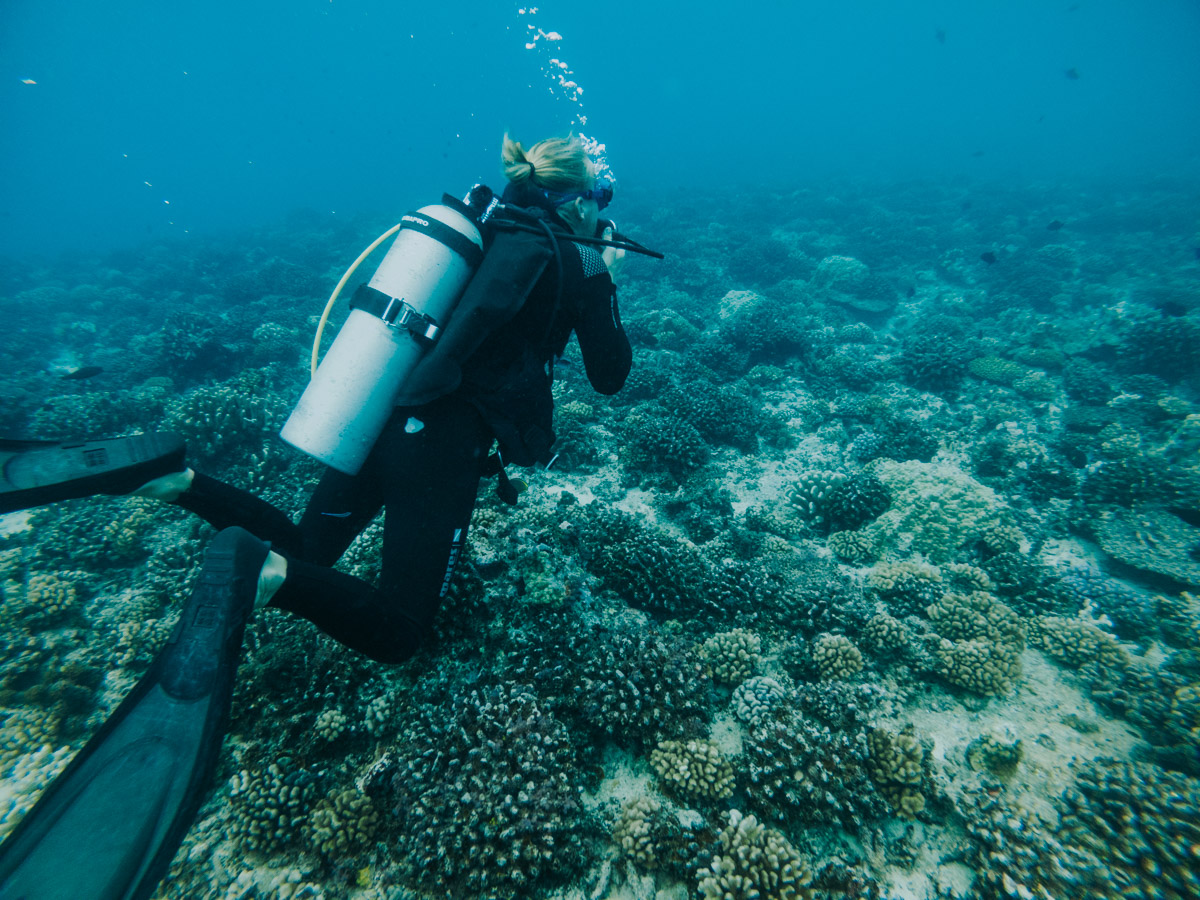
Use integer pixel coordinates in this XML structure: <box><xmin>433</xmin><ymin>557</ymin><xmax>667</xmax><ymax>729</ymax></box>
<box><xmin>572</xmin><ymin>244</ymin><xmax>632</xmax><ymax>395</ymax></box>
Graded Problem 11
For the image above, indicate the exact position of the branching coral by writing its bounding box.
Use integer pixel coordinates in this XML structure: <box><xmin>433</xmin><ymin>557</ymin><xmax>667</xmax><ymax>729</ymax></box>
<box><xmin>732</xmin><ymin>676</ymin><xmax>791</xmax><ymax>729</ymax></box>
<box><xmin>381</xmin><ymin>685</ymin><xmax>587</xmax><ymax>899</ymax></box>
<box><xmin>228</xmin><ymin>761</ymin><xmax>321</xmax><ymax>855</ymax></box>
<box><xmin>920</xmin><ymin>584</ymin><xmax>1025</xmax><ymax>700</ymax></box>
<box><xmin>701</xmin><ymin>628</ymin><xmax>763</xmax><ymax>685</ymax></box>
<box><xmin>650</xmin><ymin>738</ymin><xmax>735</xmax><ymax>802</ymax></box>
<box><xmin>1057</xmin><ymin>759</ymin><xmax>1200</xmax><ymax>899</ymax></box>
<box><xmin>1028</xmin><ymin>616</ymin><xmax>1130</xmax><ymax>670</ymax></box>
<box><xmin>866</xmin><ymin>725</ymin><xmax>928</xmax><ymax>817</ymax></box>
<box><xmin>811</xmin><ymin>633</ymin><xmax>865</xmax><ymax>680</ymax></box>
<box><xmin>862</xmin><ymin>613</ymin><xmax>911</xmax><ymax>654</ymax></box>
<box><xmin>698</xmin><ymin>810</ymin><xmax>813</xmax><ymax>900</ymax></box>
<box><xmin>619</xmin><ymin>408</ymin><xmax>710</xmax><ymax>481</ymax></box>
<box><xmin>308</xmin><ymin>786</ymin><xmax>380</xmax><ymax>859</ymax></box>
<box><xmin>741</xmin><ymin>711</ymin><xmax>884</xmax><ymax>829</ymax></box>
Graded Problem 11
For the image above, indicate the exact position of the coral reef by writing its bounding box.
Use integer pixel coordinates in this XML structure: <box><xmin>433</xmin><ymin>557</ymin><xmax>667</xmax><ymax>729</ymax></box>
<box><xmin>732</xmin><ymin>676</ymin><xmax>791</xmax><ymax>728</ymax></box>
<box><xmin>649</xmin><ymin>738</ymin><xmax>735</xmax><ymax>802</ymax></box>
<box><xmin>864</xmin><ymin>460</ymin><xmax>1006</xmax><ymax>562</ymax></box>
<box><xmin>308</xmin><ymin>785</ymin><xmax>380</xmax><ymax>859</ymax></box>
<box><xmin>929</xmin><ymin>635</ymin><xmax>1022</xmax><ymax>697</ymax></box>
<box><xmin>228</xmin><ymin>761</ymin><xmax>321</xmax><ymax>856</ymax></box>
<box><xmin>965</xmin><ymin>726</ymin><xmax>1024</xmax><ymax>780</ymax></box>
<box><xmin>862</xmin><ymin>613</ymin><xmax>911</xmax><ymax>654</ymax></box>
<box><xmin>619</xmin><ymin>408</ymin><xmax>710</xmax><ymax>481</ymax></box>
<box><xmin>1095</xmin><ymin>507</ymin><xmax>1200</xmax><ymax>587</ymax></box>
<box><xmin>923</xmin><ymin>589</ymin><xmax>1026</xmax><ymax>696</ymax></box>
<box><xmin>1058</xmin><ymin>759</ymin><xmax>1200</xmax><ymax>899</ymax></box>
<box><xmin>612</xmin><ymin>796</ymin><xmax>667</xmax><ymax>869</ymax></box>
<box><xmin>741</xmin><ymin>708</ymin><xmax>885</xmax><ymax>829</ymax></box>
<box><xmin>701</xmin><ymin>628</ymin><xmax>762</xmax><ymax>685</ymax></box>
<box><xmin>810</xmin><ymin>633</ymin><xmax>865</xmax><ymax>680</ymax></box>
<box><xmin>507</xmin><ymin>605</ymin><xmax>711</xmax><ymax>746</ymax></box>
<box><xmin>866</xmin><ymin>725</ymin><xmax>928</xmax><ymax>817</ymax></box>
<box><xmin>1029</xmin><ymin>615</ymin><xmax>1130</xmax><ymax>670</ymax></box>
<box><xmin>377</xmin><ymin>685</ymin><xmax>587</xmax><ymax>898</ymax></box>
<box><xmin>697</xmin><ymin>810</ymin><xmax>812</xmax><ymax>900</ymax></box>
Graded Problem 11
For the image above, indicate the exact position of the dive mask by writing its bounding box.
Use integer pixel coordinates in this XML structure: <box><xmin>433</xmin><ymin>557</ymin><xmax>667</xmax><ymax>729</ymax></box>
<box><xmin>542</xmin><ymin>177</ymin><xmax>614</xmax><ymax>211</ymax></box>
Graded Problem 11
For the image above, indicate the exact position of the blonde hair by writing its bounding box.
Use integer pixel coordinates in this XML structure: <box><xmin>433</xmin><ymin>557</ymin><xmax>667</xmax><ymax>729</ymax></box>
<box><xmin>501</xmin><ymin>133</ymin><xmax>594</xmax><ymax>193</ymax></box>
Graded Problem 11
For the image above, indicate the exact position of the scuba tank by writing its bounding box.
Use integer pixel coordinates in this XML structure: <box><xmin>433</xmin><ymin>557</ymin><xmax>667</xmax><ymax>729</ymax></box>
<box><xmin>280</xmin><ymin>190</ymin><xmax>492</xmax><ymax>474</ymax></box>
<box><xmin>281</xmin><ymin>183</ymin><xmax>661</xmax><ymax>476</ymax></box>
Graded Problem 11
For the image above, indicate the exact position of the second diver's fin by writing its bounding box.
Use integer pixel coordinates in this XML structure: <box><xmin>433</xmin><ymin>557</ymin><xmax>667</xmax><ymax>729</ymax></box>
<box><xmin>0</xmin><ymin>527</ymin><xmax>269</xmax><ymax>900</ymax></box>
<box><xmin>0</xmin><ymin>432</ymin><xmax>187</xmax><ymax>515</ymax></box>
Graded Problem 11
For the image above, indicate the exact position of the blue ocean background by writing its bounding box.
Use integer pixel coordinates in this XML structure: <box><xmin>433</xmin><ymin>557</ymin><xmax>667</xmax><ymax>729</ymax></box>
<box><xmin>4</xmin><ymin>0</ymin><xmax>1198</xmax><ymax>255</ymax></box>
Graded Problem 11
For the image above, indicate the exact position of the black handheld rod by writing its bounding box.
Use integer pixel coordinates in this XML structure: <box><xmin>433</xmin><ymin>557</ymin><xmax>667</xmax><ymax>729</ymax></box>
<box><xmin>489</xmin><ymin>205</ymin><xmax>665</xmax><ymax>259</ymax></box>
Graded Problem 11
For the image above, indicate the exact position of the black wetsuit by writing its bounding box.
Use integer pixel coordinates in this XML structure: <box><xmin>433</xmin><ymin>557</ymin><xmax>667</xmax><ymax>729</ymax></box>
<box><xmin>176</xmin><ymin>211</ymin><xmax>631</xmax><ymax>662</ymax></box>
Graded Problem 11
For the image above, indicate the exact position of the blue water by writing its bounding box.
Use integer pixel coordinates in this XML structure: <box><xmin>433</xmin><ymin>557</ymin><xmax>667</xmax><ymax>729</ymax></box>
<box><xmin>3</xmin><ymin>0</ymin><xmax>1198</xmax><ymax>256</ymax></box>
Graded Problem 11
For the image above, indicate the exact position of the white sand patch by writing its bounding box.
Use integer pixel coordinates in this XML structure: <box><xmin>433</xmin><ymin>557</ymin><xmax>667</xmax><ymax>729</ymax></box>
<box><xmin>867</xmin><ymin>648</ymin><xmax>1145</xmax><ymax>899</ymax></box>
<box><xmin>614</xmin><ymin>487</ymin><xmax>659</xmax><ymax>521</ymax></box>
<box><xmin>708</xmin><ymin>710</ymin><xmax>744</xmax><ymax>758</ymax></box>
<box><xmin>898</xmin><ymin>649</ymin><xmax>1143</xmax><ymax>814</ymax></box>
<box><xmin>883</xmin><ymin>852</ymin><xmax>975</xmax><ymax>900</ymax></box>
<box><xmin>0</xmin><ymin>510</ymin><xmax>32</xmax><ymax>537</ymax></box>
<box><xmin>718</xmin><ymin>434</ymin><xmax>841</xmax><ymax>516</ymax></box>
<box><xmin>582</xmin><ymin>744</ymin><xmax>655</xmax><ymax>814</ymax></box>
<box><xmin>565</xmin><ymin>746</ymin><xmax>680</xmax><ymax>900</ymax></box>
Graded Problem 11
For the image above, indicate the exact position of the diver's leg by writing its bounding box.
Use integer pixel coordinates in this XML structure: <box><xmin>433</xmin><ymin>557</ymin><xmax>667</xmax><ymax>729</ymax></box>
<box><xmin>292</xmin><ymin>457</ymin><xmax>385</xmax><ymax>566</ymax></box>
<box><xmin>264</xmin><ymin>558</ymin><xmax>423</xmax><ymax>662</ymax></box>
<box><xmin>266</xmin><ymin>399</ymin><xmax>491</xmax><ymax>662</ymax></box>
<box><xmin>0</xmin><ymin>431</ymin><xmax>309</xmax><ymax>563</ymax></box>
<box><xmin>377</xmin><ymin>397</ymin><xmax>493</xmax><ymax>631</ymax></box>
<box><xmin>170</xmin><ymin>471</ymin><xmax>306</xmax><ymax>557</ymax></box>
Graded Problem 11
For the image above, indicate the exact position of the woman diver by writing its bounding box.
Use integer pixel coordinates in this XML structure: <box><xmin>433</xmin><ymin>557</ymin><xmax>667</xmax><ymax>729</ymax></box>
<box><xmin>4</xmin><ymin>132</ymin><xmax>633</xmax><ymax>663</ymax></box>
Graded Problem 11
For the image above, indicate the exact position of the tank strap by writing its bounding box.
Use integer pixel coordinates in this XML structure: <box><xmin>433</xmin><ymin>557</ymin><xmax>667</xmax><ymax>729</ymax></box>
<box><xmin>349</xmin><ymin>284</ymin><xmax>441</xmax><ymax>342</ymax></box>
<box><xmin>398</xmin><ymin>212</ymin><xmax>484</xmax><ymax>268</ymax></box>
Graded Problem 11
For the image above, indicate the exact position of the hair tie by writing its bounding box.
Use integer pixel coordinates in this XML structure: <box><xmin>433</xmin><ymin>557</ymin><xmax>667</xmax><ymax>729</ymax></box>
<box><xmin>526</xmin><ymin>163</ymin><xmax>537</xmax><ymax>182</ymax></box>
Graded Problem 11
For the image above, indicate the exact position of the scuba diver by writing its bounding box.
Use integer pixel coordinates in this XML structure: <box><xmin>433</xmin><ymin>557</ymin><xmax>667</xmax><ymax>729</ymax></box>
<box><xmin>0</xmin><ymin>133</ymin><xmax>656</xmax><ymax>899</ymax></box>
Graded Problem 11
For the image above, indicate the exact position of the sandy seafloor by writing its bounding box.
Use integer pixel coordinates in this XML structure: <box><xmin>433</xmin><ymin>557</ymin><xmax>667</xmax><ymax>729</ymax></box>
<box><xmin>1</xmin><ymin>176</ymin><xmax>1199</xmax><ymax>900</ymax></box>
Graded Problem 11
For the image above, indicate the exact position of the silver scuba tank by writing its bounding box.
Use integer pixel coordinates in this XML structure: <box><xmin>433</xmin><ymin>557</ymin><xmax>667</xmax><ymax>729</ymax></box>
<box><xmin>280</xmin><ymin>196</ymin><xmax>486</xmax><ymax>474</ymax></box>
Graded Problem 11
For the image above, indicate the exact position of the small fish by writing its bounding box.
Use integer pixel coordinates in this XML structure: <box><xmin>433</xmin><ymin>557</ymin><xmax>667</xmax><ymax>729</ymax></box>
<box><xmin>980</xmin><ymin>251</ymin><xmax>998</xmax><ymax>265</ymax></box>
<box><xmin>59</xmin><ymin>365</ymin><xmax>103</xmax><ymax>380</ymax></box>
<box><xmin>935</xmin><ymin>28</ymin><xmax>946</xmax><ymax>44</ymax></box>
<box><xmin>971</xmin><ymin>150</ymin><xmax>985</xmax><ymax>158</ymax></box>
<box><xmin>1047</xmin><ymin>220</ymin><xmax>1064</xmax><ymax>231</ymax></box>
<box><xmin>1064</xmin><ymin>67</ymin><xmax>1080</xmax><ymax>80</ymax></box>
<box><xmin>20</xmin><ymin>78</ymin><xmax>36</xmax><ymax>85</ymax></box>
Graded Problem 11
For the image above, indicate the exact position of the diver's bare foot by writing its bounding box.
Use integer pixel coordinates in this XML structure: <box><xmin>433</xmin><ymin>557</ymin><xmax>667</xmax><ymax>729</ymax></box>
<box><xmin>131</xmin><ymin>468</ymin><xmax>195</xmax><ymax>501</ymax></box>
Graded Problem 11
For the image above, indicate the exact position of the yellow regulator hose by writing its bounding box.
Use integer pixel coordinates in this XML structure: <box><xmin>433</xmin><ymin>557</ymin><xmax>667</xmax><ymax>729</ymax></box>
<box><xmin>309</xmin><ymin>222</ymin><xmax>402</xmax><ymax>377</ymax></box>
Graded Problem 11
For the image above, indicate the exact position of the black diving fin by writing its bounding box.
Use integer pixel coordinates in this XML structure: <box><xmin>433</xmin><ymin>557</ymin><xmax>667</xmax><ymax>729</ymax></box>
<box><xmin>0</xmin><ymin>433</ymin><xmax>187</xmax><ymax>515</ymax></box>
<box><xmin>0</xmin><ymin>526</ymin><xmax>269</xmax><ymax>900</ymax></box>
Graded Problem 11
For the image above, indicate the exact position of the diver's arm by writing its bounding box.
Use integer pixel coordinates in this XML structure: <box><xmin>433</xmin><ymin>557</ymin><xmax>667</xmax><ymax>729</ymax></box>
<box><xmin>574</xmin><ymin>273</ymin><xmax>632</xmax><ymax>395</ymax></box>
